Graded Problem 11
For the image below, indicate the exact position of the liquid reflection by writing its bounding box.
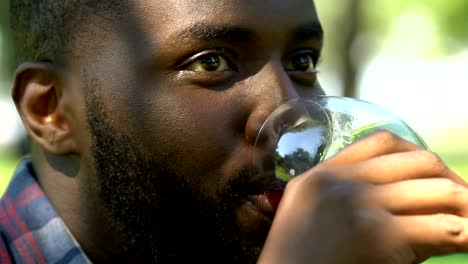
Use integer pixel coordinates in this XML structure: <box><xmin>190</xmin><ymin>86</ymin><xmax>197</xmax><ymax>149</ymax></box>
<box><xmin>253</xmin><ymin>96</ymin><xmax>428</xmax><ymax>182</ymax></box>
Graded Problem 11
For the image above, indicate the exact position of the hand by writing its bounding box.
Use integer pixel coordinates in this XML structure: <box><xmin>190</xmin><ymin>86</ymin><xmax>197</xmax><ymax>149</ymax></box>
<box><xmin>258</xmin><ymin>131</ymin><xmax>468</xmax><ymax>264</ymax></box>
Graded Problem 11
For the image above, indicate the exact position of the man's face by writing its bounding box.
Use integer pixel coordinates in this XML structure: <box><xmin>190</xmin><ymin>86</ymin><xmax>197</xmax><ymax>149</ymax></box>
<box><xmin>77</xmin><ymin>0</ymin><xmax>323</xmax><ymax>262</ymax></box>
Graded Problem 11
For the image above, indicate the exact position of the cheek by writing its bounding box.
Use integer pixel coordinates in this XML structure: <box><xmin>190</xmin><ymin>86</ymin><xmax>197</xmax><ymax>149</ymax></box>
<box><xmin>128</xmin><ymin>87</ymin><xmax>247</xmax><ymax>189</ymax></box>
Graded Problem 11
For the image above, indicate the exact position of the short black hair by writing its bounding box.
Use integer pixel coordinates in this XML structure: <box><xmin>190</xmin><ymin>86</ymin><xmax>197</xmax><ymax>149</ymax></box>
<box><xmin>10</xmin><ymin>0</ymin><xmax>125</xmax><ymax>66</ymax></box>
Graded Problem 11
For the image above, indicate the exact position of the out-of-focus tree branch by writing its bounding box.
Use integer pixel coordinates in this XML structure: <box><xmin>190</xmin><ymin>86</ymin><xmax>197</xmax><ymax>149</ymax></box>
<box><xmin>0</xmin><ymin>0</ymin><xmax>14</xmax><ymax>86</ymax></box>
<box><xmin>342</xmin><ymin>0</ymin><xmax>361</xmax><ymax>98</ymax></box>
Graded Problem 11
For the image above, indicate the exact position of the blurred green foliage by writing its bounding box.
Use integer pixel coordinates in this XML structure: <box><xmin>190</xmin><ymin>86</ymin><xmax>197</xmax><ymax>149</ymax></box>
<box><xmin>0</xmin><ymin>149</ymin><xmax>21</xmax><ymax>194</ymax></box>
<box><xmin>363</xmin><ymin>0</ymin><xmax>468</xmax><ymax>53</ymax></box>
<box><xmin>425</xmin><ymin>254</ymin><xmax>468</xmax><ymax>264</ymax></box>
<box><xmin>0</xmin><ymin>0</ymin><xmax>13</xmax><ymax>84</ymax></box>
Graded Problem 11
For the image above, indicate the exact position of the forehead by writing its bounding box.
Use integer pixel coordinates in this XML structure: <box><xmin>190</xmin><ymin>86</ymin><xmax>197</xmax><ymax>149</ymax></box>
<box><xmin>127</xmin><ymin>0</ymin><xmax>319</xmax><ymax>42</ymax></box>
<box><xmin>131</xmin><ymin>0</ymin><xmax>318</xmax><ymax>20</ymax></box>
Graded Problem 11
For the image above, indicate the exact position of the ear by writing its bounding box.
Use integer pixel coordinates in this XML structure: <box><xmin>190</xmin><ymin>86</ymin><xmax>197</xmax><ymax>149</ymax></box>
<box><xmin>12</xmin><ymin>62</ymin><xmax>78</xmax><ymax>155</ymax></box>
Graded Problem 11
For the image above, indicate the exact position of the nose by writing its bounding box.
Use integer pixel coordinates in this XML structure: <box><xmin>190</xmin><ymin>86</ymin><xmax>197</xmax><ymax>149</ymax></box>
<box><xmin>244</xmin><ymin>62</ymin><xmax>301</xmax><ymax>146</ymax></box>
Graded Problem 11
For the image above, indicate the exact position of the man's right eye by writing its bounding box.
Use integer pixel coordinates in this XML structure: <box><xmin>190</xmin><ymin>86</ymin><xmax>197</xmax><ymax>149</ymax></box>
<box><xmin>184</xmin><ymin>52</ymin><xmax>233</xmax><ymax>72</ymax></box>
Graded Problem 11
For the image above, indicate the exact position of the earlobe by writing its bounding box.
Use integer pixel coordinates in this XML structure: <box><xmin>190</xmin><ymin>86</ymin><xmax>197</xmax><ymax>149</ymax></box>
<box><xmin>12</xmin><ymin>62</ymin><xmax>78</xmax><ymax>155</ymax></box>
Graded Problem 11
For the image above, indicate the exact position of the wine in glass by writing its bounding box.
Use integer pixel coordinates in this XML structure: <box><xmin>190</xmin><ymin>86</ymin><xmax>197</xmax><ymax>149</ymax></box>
<box><xmin>253</xmin><ymin>96</ymin><xmax>429</xmax><ymax>208</ymax></box>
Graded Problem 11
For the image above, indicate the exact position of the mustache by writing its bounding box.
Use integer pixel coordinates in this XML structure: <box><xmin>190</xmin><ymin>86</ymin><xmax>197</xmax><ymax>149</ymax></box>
<box><xmin>220</xmin><ymin>162</ymin><xmax>286</xmax><ymax>201</ymax></box>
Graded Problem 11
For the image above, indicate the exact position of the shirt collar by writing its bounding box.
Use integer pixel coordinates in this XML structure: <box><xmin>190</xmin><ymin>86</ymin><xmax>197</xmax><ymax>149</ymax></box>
<box><xmin>1</xmin><ymin>159</ymin><xmax>92</xmax><ymax>263</ymax></box>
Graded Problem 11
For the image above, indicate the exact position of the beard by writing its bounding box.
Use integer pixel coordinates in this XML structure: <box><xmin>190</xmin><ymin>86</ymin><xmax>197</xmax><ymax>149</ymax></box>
<box><xmin>85</xmin><ymin>91</ymin><xmax>271</xmax><ymax>263</ymax></box>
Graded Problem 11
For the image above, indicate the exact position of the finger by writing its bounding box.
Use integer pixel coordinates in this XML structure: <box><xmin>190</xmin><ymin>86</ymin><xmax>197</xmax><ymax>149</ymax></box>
<box><xmin>395</xmin><ymin>214</ymin><xmax>468</xmax><ymax>260</ymax></box>
<box><xmin>319</xmin><ymin>130</ymin><xmax>424</xmax><ymax>168</ymax></box>
<box><xmin>363</xmin><ymin>178</ymin><xmax>468</xmax><ymax>216</ymax></box>
<box><xmin>326</xmin><ymin>150</ymin><xmax>466</xmax><ymax>186</ymax></box>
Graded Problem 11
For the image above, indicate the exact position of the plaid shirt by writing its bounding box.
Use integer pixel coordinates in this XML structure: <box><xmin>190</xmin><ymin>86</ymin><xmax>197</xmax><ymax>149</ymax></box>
<box><xmin>0</xmin><ymin>159</ymin><xmax>91</xmax><ymax>264</ymax></box>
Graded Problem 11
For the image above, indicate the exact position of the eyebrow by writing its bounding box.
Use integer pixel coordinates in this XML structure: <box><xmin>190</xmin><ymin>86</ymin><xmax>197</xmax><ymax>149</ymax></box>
<box><xmin>177</xmin><ymin>23</ymin><xmax>256</xmax><ymax>43</ymax></box>
<box><xmin>173</xmin><ymin>21</ymin><xmax>323</xmax><ymax>46</ymax></box>
<box><xmin>292</xmin><ymin>21</ymin><xmax>324</xmax><ymax>43</ymax></box>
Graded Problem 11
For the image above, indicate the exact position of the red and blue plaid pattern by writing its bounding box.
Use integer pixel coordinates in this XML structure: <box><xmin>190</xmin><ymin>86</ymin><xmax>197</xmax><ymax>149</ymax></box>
<box><xmin>0</xmin><ymin>159</ymin><xmax>91</xmax><ymax>263</ymax></box>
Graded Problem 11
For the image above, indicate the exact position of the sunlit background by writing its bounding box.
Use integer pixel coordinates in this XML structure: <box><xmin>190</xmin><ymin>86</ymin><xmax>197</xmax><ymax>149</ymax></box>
<box><xmin>315</xmin><ymin>1</ymin><xmax>468</xmax><ymax>163</ymax></box>
<box><xmin>1</xmin><ymin>1</ymin><xmax>467</xmax><ymax>263</ymax></box>
<box><xmin>315</xmin><ymin>2</ymin><xmax>468</xmax><ymax>261</ymax></box>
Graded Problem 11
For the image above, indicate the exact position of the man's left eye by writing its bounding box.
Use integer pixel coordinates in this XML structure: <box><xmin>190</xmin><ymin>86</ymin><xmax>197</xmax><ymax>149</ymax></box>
<box><xmin>186</xmin><ymin>53</ymin><xmax>231</xmax><ymax>72</ymax></box>
<box><xmin>286</xmin><ymin>53</ymin><xmax>316</xmax><ymax>72</ymax></box>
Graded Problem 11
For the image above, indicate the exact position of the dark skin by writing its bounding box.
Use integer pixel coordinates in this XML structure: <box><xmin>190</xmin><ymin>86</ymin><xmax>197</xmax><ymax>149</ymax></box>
<box><xmin>11</xmin><ymin>0</ymin><xmax>468</xmax><ymax>263</ymax></box>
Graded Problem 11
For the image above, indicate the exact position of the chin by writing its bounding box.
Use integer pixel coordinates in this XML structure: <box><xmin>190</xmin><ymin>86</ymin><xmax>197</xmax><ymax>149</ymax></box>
<box><xmin>234</xmin><ymin>195</ymin><xmax>274</xmax><ymax>249</ymax></box>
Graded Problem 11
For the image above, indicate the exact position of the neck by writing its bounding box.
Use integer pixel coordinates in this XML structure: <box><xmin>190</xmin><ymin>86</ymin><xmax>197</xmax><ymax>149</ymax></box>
<box><xmin>32</xmin><ymin>150</ymin><xmax>132</xmax><ymax>262</ymax></box>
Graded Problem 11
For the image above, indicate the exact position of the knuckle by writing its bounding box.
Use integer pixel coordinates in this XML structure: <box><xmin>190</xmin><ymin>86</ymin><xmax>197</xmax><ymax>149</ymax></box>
<box><xmin>373</xmin><ymin>130</ymin><xmax>400</xmax><ymax>146</ymax></box>
<box><xmin>292</xmin><ymin>169</ymin><xmax>368</xmax><ymax>208</ymax></box>
<box><xmin>450</xmin><ymin>232</ymin><xmax>468</xmax><ymax>248</ymax></box>
<box><xmin>286</xmin><ymin>169</ymin><xmax>334</xmax><ymax>193</ymax></box>
<box><xmin>446</xmin><ymin>181</ymin><xmax>467</xmax><ymax>200</ymax></box>
<box><xmin>435</xmin><ymin>214</ymin><xmax>468</xmax><ymax>246</ymax></box>
<box><xmin>435</xmin><ymin>179</ymin><xmax>468</xmax><ymax>210</ymax></box>
<box><xmin>417</xmin><ymin>151</ymin><xmax>448</xmax><ymax>175</ymax></box>
<box><xmin>319</xmin><ymin>181</ymin><xmax>363</xmax><ymax>206</ymax></box>
<box><xmin>437</xmin><ymin>178</ymin><xmax>460</xmax><ymax>193</ymax></box>
<box><xmin>303</xmin><ymin>169</ymin><xmax>335</xmax><ymax>188</ymax></box>
<box><xmin>313</xmin><ymin>170</ymin><xmax>336</xmax><ymax>187</ymax></box>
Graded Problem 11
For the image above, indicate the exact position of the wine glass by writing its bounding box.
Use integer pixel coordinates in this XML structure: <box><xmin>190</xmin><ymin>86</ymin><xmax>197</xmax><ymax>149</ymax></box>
<box><xmin>253</xmin><ymin>96</ymin><xmax>429</xmax><ymax>206</ymax></box>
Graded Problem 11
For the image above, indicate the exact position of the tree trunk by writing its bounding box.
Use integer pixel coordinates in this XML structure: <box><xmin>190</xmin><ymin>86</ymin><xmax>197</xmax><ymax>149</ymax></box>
<box><xmin>342</xmin><ymin>0</ymin><xmax>361</xmax><ymax>98</ymax></box>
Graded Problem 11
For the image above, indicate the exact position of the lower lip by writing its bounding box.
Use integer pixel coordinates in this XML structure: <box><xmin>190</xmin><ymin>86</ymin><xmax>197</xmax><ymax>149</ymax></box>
<box><xmin>264</xmin><ymin>190</ymin><xmax>283</xmax><ymax>211</ymax></box>
<box><xmin>250</xmin><ymin>194</ymin><xmax>275</xmax><ymax>215</ymax></box>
